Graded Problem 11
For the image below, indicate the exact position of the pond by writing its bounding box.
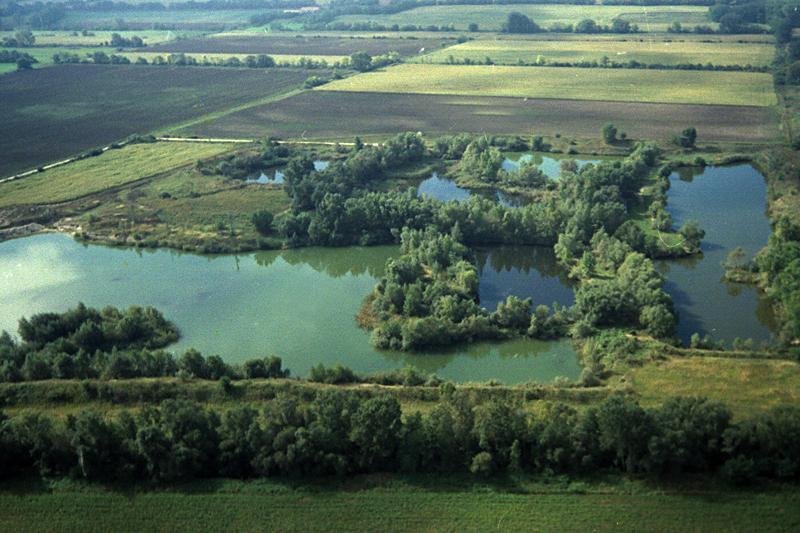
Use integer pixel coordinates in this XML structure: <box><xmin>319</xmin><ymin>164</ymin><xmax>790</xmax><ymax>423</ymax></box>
<box><xmin>416</xmin><ymin>172</ymin><xmax>524</xmax><ymax>207</ymax></box>
<box><xmin>660</xmin><ymin>164</ymin><xmax>778</xmax><ymax>346</ymax></box>
<box><xmin>416</xmin><ymin>154</ymin><xmax>606</xmax><ymax>206</ymax></box>
<box><xmin>502</xmin><ymin>153</ymin><xmax>604</xmax><ymax>179</ymax></box>
<box><xmin>0</xmin><ymin>234</ymin><xmax>580</xmax><ymax>384</ymax></box>
<box><xmin>246</xmin><ymin>160</ymin><xmax>328</xmax><ymax>184</ymax></box>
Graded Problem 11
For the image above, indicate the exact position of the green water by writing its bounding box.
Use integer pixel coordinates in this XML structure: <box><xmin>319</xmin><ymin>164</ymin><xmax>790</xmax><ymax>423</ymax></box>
<box><xmin>0</xmin><ymin>234</ymin><xmax>580</xmax><ymax>384</ymax></box>
<box><xmin>502</xmin><ymin>153</ymin><xmax>606</xmax><ymax>179</ymax></box>
<box><xmin>659</xmin><ymin>164</ymin><xmax>778</xmax><ymax>346</ymax></box>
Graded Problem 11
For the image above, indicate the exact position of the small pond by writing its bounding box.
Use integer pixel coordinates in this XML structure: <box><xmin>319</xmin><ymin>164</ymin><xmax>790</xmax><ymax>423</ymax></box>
<box><xmin>246</xmin><ymin>160</ymin><xmax>328</xmax><ymax>184</ymax></box>
<box><xmin>502</xmin><ymin>153</ymin><xmax>605</xmax><ymax>179</ymax></box>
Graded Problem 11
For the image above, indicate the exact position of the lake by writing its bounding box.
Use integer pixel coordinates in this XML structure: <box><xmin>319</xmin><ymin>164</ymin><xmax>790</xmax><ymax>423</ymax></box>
<box><xmin>659</xmin><ymin>164</ymin><xmax>777</xmax><ymax>346</ymax></box>
<box><xmin>0</xmin><ymin>234</ymin><xmax>580</xmax><ymax>384</ymax></box>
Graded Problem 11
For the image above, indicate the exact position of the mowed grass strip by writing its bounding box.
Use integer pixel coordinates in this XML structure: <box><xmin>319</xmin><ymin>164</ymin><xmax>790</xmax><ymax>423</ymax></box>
<box><xmin>333</xmin><ymin>4</ymin><xmax>713</xmax><ymax>32</ymax></box>
<box><xmin>628</xmin><ymin>356</ymin><xmax>800</xmax><ymax>419</ymax></box>
<box><xmin>0</xmin><ymin>480</ymin><xmax>799</xmax><ymax>532</ymax></box>
<box><xmin>419</xmin><ymin>39</ymin><xmax>775</xmax><ymax>67</ymax></box>
<box><xmin>0</xmin><ymin>142</ymin><xmax>238</xmax><ymax>207</ymax></box>
<box><xmin>320</xmin><ymin>63</ymin><xmax>777</xmax><ymax>106</ymax></box>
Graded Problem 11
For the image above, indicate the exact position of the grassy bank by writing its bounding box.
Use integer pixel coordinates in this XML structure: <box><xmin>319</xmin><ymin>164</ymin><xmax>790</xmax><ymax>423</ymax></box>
<box><xmin>0</xmin><ymin>142</ymin><xmax>239</xmax><ymax>207</ymax></box>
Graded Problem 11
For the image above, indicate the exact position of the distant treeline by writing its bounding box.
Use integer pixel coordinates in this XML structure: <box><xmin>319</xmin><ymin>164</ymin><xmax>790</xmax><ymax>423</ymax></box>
<box><xmin>435</xmin><ymin>55</ymin><xmax>770</xmax><ymax>73</ymax></box>
<box><xmin>1</xmin><ymin>391</ymin><xmax>798</xmax><ymax>485</ymax></box>
<box><xmin>52</xmin><ymin>51</ymin><xmax>345</xmax><ymax>69</ymax></box>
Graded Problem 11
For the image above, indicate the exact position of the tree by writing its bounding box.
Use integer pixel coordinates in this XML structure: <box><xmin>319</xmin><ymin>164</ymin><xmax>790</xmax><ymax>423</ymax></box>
<box><xmin>575</xmin><ymin>19</ymin><xmax>599</xmax><ymax>33</ymax></box>
<box><xmin>14</xmin><ymin>30</ymin><xmax>35</xmax><ymax>47</ymax></box>
<box><xmin>611</xmin><ymin>19</ymin><xmax>632</xmax><ymax>33</ymax></box>
<box><xmin>596</xmin><ymin>395</ymin><xmax>655</xmax><ymax>473</ymax></box>
<box><xmin>16</xmin><ymin>56</ymin><xmax>34</xmax><ymax>71</ymax></box>
<box><xmin>679</xmin><ymin>220</ymin><xmax>705</xmax><ymax>253</ymax></box>
<box><xmin>787</xmin><ymin>60</ymin><xmax>800</xmax><ymax>85</ymax></box>
<box><xmin>639</xmin><ymin>304</ymin><xmax>676</xmax><ymax>338</ymax></box>
<box><xmin>350</xmin><ymin>51</ymin><xmax>373</xmax><ymax>72</ymax></box>
<box><xmin>468</xmin><ymin>23</ymin><xmax>479</xmax><ymax>32</ymax></box>
<box><xmin>602</xmin><ymin>123</ymin><xmax>618</xmax><ymax>144</ymax></box>
<box><xmin>350</xmin><ymin>395</ymin><xmax>402</xmax><ymax>471</ymax></box>
<box><xmin>503</xmin><ymin>12</ymin><xmax>542</xmax><ymax>34</ymax></box>
<box><xmin>676</xmin><ymin>127</ymin><xmax>697</xmax><ymax>148</ymax></box>
<box><xmin>251</xmin><ymin>210</ymin><xmax>274</xmax><ymax>235</ymax></box>
<box><xmin>491</xmin><ymin>296</ymin><xmax>531</xmax><ymax>331</ymax></box>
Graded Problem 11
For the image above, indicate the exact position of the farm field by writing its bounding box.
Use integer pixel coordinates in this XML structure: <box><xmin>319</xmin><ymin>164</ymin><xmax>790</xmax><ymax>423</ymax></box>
<box><xmin>1</xmin><ymin>477</ymin><xmax>799</xmax><ymax>532</ymax></box>
<box><xmin>4</xmin><ymin>46</ymin><xmax>108</xmax><ymax>67</ymax></box>
<box><xmin>150</xmin><ymin>35</ymin><xmax>453</xmax><ymax>56</ymax></box>
<box><xmin>0</xmin><ymin>30</ymin><xmax>180</xmax><ymax>46</ymax></box>
<box><xmin>0</xmin><ymin>142</ymin><xmax>238</xmax><ymax>208</ymax></box>
<box><xmin>57</xmin><ymin>9</ymin><xmax>262</xmax><ymax>30</ymax></box>
<box><xmin>419</xmin><ymin>38</ymin><xmax>775</xmax><ymax>67</ymax></box>
<box><xmin>4</xmin><ymin>47</ymin><xmax>350</xmax><ymax>67</ymax></box>
<box><xmin>220</xmin><ymin>28</ymin><xmax>774</xmax><ymax>43</ymax></box>
<box><xmin>182</xmin><ymin>90</ymin><xmax>777</xmax><ymax>143</ymax></box>
<box><xmin>0</xmin><ymin>65</ymin><xmax>310</xmax><ymax>178</ymax></box>
<box><xmin>332</xmin><ymin>4</ymin><xmax>714</xmax><ymax>32</ymax></box>
<box><xmin>320</xmin><ymin>63</ymin><xmax>777</xmax><ymax>106</ymax></box>
<box><xmin>627</xmin><ymin>356</ymin><xmax>800</xmax><ymax>420</ymax></box>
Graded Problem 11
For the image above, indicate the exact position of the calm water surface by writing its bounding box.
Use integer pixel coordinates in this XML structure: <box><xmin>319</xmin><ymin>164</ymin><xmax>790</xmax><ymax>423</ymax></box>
<box><xmin>0</xmin><ymin>234</ymin><xmax>579</xmax><ymax>383</ymax></box>
<box><xmin>659</xmin><ymin>165</ymin><xmax>777</xmax><ymax>346</ymax></box>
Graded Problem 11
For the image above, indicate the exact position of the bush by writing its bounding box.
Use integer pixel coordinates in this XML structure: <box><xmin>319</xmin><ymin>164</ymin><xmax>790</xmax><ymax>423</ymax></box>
<box><xmin>251</xmin><ymin>211</ymin><xmax>274</xmax><ymax>236</ymax></box>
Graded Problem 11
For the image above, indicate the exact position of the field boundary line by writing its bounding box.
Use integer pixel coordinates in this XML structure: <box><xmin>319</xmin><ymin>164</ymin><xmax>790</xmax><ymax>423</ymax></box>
<box><xmin>158</xmin><ymin>87</ymin><xmax>306</xmax><ymax>135</ymax></box>
<box><xmin>317</xmin><ymin>88</ymin><xmax>775</xmax><ymax>110</ymax></box>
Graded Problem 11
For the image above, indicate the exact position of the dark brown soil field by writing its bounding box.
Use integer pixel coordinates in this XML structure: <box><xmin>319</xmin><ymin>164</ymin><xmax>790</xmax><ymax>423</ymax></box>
<box><xmin>0</xmin><ymin>65</ymin><xmax>311</xmax><ymax>178</ymax></box>
<box><xmin>183</xmin><ymin>90</ymin><xmax>779</xmax><ymax>143</ymax></box>
<box><xmin>149</xmin><ymin>35</ymin><xmax>453</xmax><ymax>57</ymax></box>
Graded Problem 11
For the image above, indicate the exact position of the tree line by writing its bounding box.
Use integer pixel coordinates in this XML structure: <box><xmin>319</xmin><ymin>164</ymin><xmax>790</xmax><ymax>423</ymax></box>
<box><xmin>0</xmin><ymin>391</ymin><xmax>797</xmax><ymax>485</ymax></box>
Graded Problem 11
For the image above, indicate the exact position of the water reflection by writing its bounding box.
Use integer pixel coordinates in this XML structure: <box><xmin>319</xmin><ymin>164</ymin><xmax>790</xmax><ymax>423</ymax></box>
<box><xmin>246</xmin><ymin>160</ymin><xmax>328</xmax><ymax>184</ymax></box>
<box><xmin>502</xmin><ymin>153</ymin><xmax>603</xmax><ymax>179</ymax></box>
<box><xmin>475</xmin><ymin>246</ymin><xmax>575</xmax><ymax>311</ymax></box>
<box><xmin>659</xmin><ymin>165</ymin><xmax>777</xmax><ymax>345</ymax></box>
<box><xmin>0</xmin><ymin>233</ymin><xmax>580</xmax><ymax>384</ymax></box>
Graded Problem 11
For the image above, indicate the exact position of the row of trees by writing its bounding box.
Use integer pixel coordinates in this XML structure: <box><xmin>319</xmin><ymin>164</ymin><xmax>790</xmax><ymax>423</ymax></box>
<box><xmin>503</xmin><ymin>12</ymin><xmax>639</xmax><ymax>34</ymax></box>
<box><xmin>1</xmin><ymin>392</ymin><xmax>798</xmax><ymax>484</ymax></box>
<box><xmin>438</xmin><ymin>53</ymin><xmax>769</xmax><ymax>73</ymax></box>
<box><xmin>52</xmin><ymin>51</ymin><xmax>341</xmax><ymax>70</ymax></box>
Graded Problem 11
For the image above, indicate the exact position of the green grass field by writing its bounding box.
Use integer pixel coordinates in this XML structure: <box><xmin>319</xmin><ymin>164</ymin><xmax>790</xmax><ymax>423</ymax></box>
<box><xmin>0</xmin><ymin>477</ymin><xmax>798</xmax><ymax>532</ymax></box>
<box><xmin>0</xmin><ymin>142</ymin><xmax>238</xmax><ymax>207</ymax></box>
<box><xmin>0</xmin><ymin>30</ymin><xmax>180</xmax><ymax>46</ymax></box>
<box><xmin>333</xmin><ymin>4</ymin><xmax>714</xmax><ymax>32</ymax></box>
<box><xmin>627</xmin><ymin>356</ymin><xmax>800</xmax><ymax>419</ymax></box>
<box><xmin>320</xmin><ymin>63</ymin><xmax>776</xmax><ymax>106</ymax></box>
<box><xmin>419</xmin><ymin>38</ymin><xmax>775</xmax><ymax>67</ymax></box>
<box><xmin>57</xmin><ymin>9</ymin><xmax>260</xmax><ymax>29</ymax></box>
